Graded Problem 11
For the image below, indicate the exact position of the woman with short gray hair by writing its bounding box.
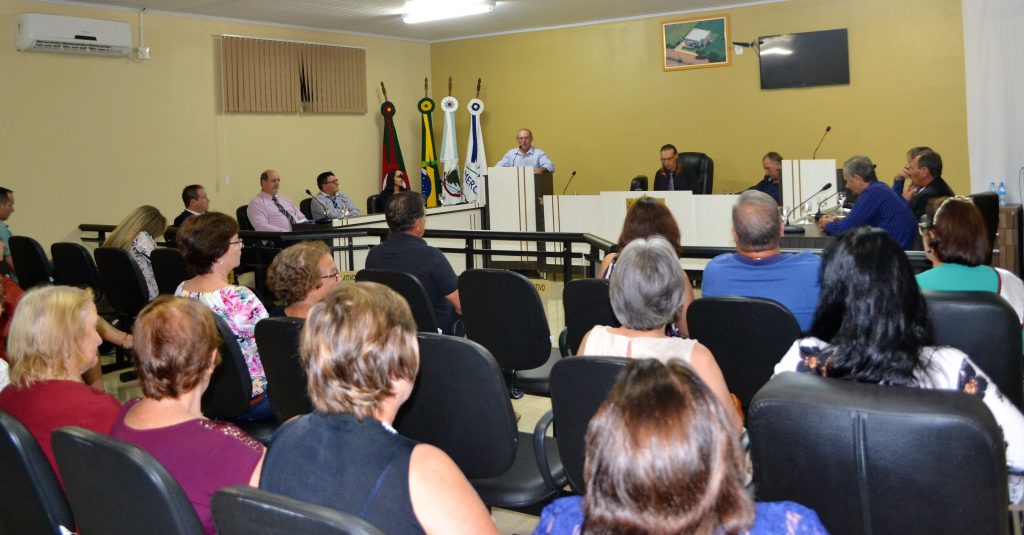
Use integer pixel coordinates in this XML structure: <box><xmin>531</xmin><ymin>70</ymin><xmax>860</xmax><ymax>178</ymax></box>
<box><xmin>579</xmin><ymin>236</ymin><xmax>741</xmax><ymax>430</ymax></box>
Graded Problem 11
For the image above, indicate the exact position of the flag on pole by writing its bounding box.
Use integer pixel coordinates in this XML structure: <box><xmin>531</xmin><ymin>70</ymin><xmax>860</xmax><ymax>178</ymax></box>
<box><xmin>418</xmin><ymin>96</ymin><xmax>441</xmax><ymax>207</ymax></box>
<box><xmin>438</xmin><ymin>95</ymin><xmax>463</xmax><ymax>205</ymax></box>
<box><xmin>380</xmin><ymin>97</ymin><xmax>410</xmax><ymax>191</ymax></box>
<box><xmin>463</xmin><ymin>98</ymin><xmax>486</xmax><ymax>203</ymax></box>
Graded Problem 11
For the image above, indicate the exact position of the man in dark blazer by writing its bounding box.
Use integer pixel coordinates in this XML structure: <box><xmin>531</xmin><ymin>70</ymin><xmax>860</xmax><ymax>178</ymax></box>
<box><xmin>173</xmin><ymin>184</ymin><xmax>208</xmax><ymax>227</ymax></box>
<box><xmin>653</xmin><ymin>144</ymin><xmax>701</xmax><ymax>192</ymax></box>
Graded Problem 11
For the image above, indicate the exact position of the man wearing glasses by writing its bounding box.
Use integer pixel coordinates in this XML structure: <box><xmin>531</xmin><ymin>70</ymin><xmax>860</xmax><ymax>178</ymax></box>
<box><xmin>312</xmin><ymin>171</ymin><xmax>361</xmax><ymax>219</ymax></box>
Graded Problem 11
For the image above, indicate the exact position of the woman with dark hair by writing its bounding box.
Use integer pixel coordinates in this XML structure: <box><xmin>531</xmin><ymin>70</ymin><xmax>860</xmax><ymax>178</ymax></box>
<box><xmin>260</xmin><ymin>283</ymin><xmax>498</xmax><ymax>534</ymax></box>
<box><xmin>598</xmin><ymin>198</ymin><xmax>694</xmax><ymax>336</ymax></box>
<box><xmin>266</xmin><ymin>241</ymin><xmax>340</xmax><ymax>319</ymax></box>
<box><xmin>916</xmin><ymin>196</ymin><xmax>1024</xmax><ymax>340</ymax></box>
<box><xmin>111</xmin><ymin>296</ymin><xmax>264</xmax><ymax>534</ymax></box>
<box><xmin>534</xmin><ymin>358</ymin><xmax>826</xmax><ymax>535</ymax></box>
<box><xmin>375</xmin><ymin>169</ymin><xmax>408</xmax><ymax>213</ymax></box>
<box><xmin>175</xmin><ymin>212</ymin><xmax>271</xmax><ymax>421</ymax></box>
<box><xmin>773</xmin><ymin>227</ymin><xmax>1024</xmax><ymax>500</ymax></box>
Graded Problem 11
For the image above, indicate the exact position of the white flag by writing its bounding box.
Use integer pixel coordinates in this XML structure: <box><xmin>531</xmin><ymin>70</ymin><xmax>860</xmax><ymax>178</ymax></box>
<box><xmin>438</xmin><ymin>96</ymin><xmax>463</xmax><ymax>205</ymax></box>
<box><xmin>463</xmin><ymin>98</ymin><xmax>487</xmax><ymax>203</ymax></box>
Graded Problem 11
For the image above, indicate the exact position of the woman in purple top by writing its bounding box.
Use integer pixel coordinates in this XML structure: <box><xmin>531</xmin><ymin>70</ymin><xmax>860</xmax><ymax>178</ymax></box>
<box><xmin>534</xmin><ymin>358</ymin><xmax>828</xmax><ymax>535</ymax></box>
<box><xmin>110</xmin><ymin>296</ymin><xmax>265</xmax><ymax>535</ymax></box>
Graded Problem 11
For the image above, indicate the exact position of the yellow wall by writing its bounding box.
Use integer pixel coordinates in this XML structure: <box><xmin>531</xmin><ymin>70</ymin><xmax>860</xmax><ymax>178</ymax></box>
<box><xmin>431</xmin><ymin>0</ymin><xmax>968</xmax><ymax>198</ymax></box>
<box><xmin>0</xmin><ymin>1</ymin><xmax>430</xmax><ymax>248</ymax></box>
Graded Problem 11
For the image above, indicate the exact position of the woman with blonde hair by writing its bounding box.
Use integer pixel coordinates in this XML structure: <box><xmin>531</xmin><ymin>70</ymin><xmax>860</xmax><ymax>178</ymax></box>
<box><xmin>0</xmin><ymin>286</ymin><xmax>120</xmax><ymax>473</ymax></box>
<box><xmin>535</xmin><ymin>359</ymin><xmax>826</xmax><ymax>535</ymax></box>
<box><xmin>104</xmin><ymin>205</ymin><xmax>167</xmax><ymax>300</ymax></box>
<box><xmin>111</xmin><ymin>296</ymin><xmax>265</xmax><ymax>534</ymax></box>
<box><xmin>266</xmin><ymin>241</ymin><xmax>339</xmax><ymax>319</ymax></box>
<box><xmin>261</xmin><ymin>282</ymin><xmax>498</xmax><ymax>535</ymax></box>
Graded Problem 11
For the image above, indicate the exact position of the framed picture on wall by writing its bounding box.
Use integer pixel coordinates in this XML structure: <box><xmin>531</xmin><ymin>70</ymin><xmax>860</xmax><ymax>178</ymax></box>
<box><xmin>662</xmin><ymin>14</ymin><xmax>731</xmax><ymax>71</ymax></box>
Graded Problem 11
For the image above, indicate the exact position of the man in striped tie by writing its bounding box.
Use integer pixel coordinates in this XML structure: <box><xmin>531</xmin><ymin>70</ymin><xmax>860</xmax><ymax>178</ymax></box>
<box><xmin>246</xmin><ymin>169</ymin><xmax>308</xmax><ymax>232</ymax></box>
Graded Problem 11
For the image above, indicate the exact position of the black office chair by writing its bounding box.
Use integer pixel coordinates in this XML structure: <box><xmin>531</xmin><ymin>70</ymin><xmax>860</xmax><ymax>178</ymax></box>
<box><xmin>150</xmin><ymin>247</ymin><xmax>188</xmax><ymax>295</ymax></box>
<box><xmin>629</xmin><ymin>175</ymin><xmax>648</xmax><ymax>191</ymax></box>
<box><xmin>548</xmin><ymin>356</ymin><xmax>628</xmax><ymax>494</ymax></box>
<box><xmin>970</xmin><ymin>191</ymin><xmax>999</xmax><ymax>265</ymax></box>
<box><xmin>355</xmin><ymin>269</ymin><xmax>439</xmax><ymax>333</ymax></box>
<box><xmin>255</xmin><ymin>317</ymin><xmax>311</xmax><ymax>422</ymax></box>
<box><xmin>212</xmin><ymin>485</ymin><xmax>386</xmax><ymax>535</ymax></box>
<box><xmin>687</xmin><ymin>296</ymin><xmax>801</xmax><ymax>412</ymax></box>
<box><xmin>460</xmin><ymin>269</ymin><xmax>559</xmax><ymax>397</ymax></box>
<box><xmin>299</xmin><ymin>198</ymin><xmax>315</xmax><ymax>221</ymax></box>
<box><xmin>395</xmin><ymin>333</ymin><xmax>565</xmax><ymax>510</ymax></box>
<box><xmin>236</xmin><ymin>205</ymin><xmax>254</xmax><ymax>231</ymax></box>
<box><xmin>94</xmin><ymin>246</ymin><xmax>151</xmax><ymax>375</ymax></box>
<box><xmin>50</xmin><ymin>242</ymin><xmax>102</xmax><ymax>294</ymax></box>
<box><xmin>677</xmin><ymin>151</ymin><xmax>714</xmax><ymax>194</ymax></box>
<box><xmin>563</xmin><ymin>278</ymin><xmax>619</xmax><ymax>356</ymax></box>
<box><xmin>924</xmin><ymin>290</ymin><xmax>1024</xmax><ymax>411</ymax></box>
<box><xmin>52</xmin><ymin>426</ymin><xmax>206</xmax><ymax>535</ymax></box>
<box><xmin>0</xmin><ymin>411</ymin><xmax>74</xmax><ymax>535</ymax></box>
<box><xmin>748</xmin><ymin>372</ymin><xmax>1009</xmax><ymax>535</ymax></box>
<box><xmin>366</xmin><ymin>194</ymin><xmax>384</xmax><ymax>214</ymax></box>
<box><xmin>204</xmin><ymin>316</ymin><xmax>279</xmax><ymax>443</ymax></box>
<box><xmin>9</xmin><ymin>235</ymin><xmax>53</xmax><ymax>289</ymax></box>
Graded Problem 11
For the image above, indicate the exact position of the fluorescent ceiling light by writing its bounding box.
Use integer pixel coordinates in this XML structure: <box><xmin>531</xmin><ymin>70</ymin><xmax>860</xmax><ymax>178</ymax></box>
<box><xmin>402</xmin><ymin>0</ymin><xmax>495</xmax><ymax>24</ymax></box>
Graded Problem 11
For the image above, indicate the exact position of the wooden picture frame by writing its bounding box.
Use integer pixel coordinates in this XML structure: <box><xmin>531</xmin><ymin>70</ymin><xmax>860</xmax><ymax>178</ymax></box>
<box><xmin>662</xmin><ymin>14</ymin><xmax>731</xmax><ymax>71</ymax></box>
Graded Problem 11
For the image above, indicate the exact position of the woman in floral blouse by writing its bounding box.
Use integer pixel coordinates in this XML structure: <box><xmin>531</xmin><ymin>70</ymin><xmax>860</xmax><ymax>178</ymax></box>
<box><xmin>175</xmin><ymin>212</ymin><xmax>271</xmax><ymax>421</ymax></box>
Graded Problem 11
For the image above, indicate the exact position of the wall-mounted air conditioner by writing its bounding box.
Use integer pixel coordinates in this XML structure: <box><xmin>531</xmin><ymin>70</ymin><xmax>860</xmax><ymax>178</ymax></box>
<box><xmin>16</xmin><ymin>13</ymin><xmax>131</xmax><ymax>57</ymax></box>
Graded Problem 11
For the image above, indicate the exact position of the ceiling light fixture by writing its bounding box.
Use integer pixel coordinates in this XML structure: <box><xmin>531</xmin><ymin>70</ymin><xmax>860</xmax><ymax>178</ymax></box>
<box><xmin>402</xmin><ymin>0</ymin><xmax>495</xmax><ymax>24</ymax></box>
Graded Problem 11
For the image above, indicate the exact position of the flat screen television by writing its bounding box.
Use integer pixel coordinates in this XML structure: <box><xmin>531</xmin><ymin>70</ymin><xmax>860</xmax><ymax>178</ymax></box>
<box><xmin>758</xmin><ymin>29</ymin><xmax>849</xmax><ymax>90</ymax></box>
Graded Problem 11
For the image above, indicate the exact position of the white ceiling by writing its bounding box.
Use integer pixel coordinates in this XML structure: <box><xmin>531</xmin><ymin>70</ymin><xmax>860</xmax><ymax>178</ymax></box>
<box><xmin>45</xmin><ymin>0</ymin><xmax>776</xmax><ymax>42</ymax></box>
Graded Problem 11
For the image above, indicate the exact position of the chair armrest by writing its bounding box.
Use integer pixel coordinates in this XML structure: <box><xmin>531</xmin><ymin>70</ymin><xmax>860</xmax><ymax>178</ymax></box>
<box><xmin>532</xmin><ymin>409</ymin><xmax>565</xmax><ymax>489</ymax></box>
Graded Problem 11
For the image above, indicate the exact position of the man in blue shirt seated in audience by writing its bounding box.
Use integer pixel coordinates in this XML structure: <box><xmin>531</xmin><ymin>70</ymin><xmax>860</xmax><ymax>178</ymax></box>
<box><xmin>365</xmin><ymin>191</ymin><xmax>462</xmax><ymax>335</ymax></box>
<box><xmin>746</xmin><ymin>151</ymin><xmax>783</xmax><ymax>204</ymax></box>
<box><xmin>818</xmin><ymin>155</ymin><xmax>917</xmax><ymax>249</ymax></box>
<box><xmin>702</xmin><ymin>190</ymin><xmax>820</xmax><ymax>331</ymax></box>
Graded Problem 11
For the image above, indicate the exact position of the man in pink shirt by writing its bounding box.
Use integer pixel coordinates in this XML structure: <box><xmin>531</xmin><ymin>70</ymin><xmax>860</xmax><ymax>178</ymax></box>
<box><xmin>246</xmin><ymin>169</ymin><xmax>307</xmax><ymax>232</ymax></box>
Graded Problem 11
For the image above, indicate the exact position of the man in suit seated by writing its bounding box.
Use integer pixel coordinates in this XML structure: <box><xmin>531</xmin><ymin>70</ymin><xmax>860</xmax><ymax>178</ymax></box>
<box><xmin>653</xmin><ymin>144</ymin><xmax>701</xmax><ymax>192</ymax></box>
<box><xmin>902</xmin><ymin>149</ymin><xmax>955</xmax><ymax>219</ymax></box>
<box><xmin>365</xmin><ymin>191</ymin><xmax>462</xmax><ymax>335</ymax></box>
<box><xmin>173</xmin><ymin>184</ymin><xmax>208</xmax><ymax>227</ymax></box>
<box><xmin>246</xmin><ymin>169</ymin><xmax>307</xmax><ymax>232</ymax></box>
<box><xmin>702</xmin><ymin>190</ymin><xmax>821</xmax><ymax>331</ymax></box>
<box><xmin>746</xmin><ymin>152</ymin><xmax>783</xmax><ymax>204</ymax></box>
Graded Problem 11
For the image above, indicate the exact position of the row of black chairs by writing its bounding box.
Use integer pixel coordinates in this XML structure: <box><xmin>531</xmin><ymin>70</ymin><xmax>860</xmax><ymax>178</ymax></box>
<box><xmin>0</xmin><ymin>411</ymin><xmax>384</xmax><ymax>534</ymax></box>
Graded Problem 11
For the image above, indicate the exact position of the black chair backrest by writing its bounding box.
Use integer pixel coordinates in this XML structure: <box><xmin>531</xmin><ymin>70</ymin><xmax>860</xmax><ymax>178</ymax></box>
<box><xmin>563</xmin><ymin>278</ymin><xmax>619</xmax><ymax>355</ymax></box>
<box><xmin>366</xmin><ymin>194</ymin><xmax>385</xmax><ymax>214</ymax></box>
<box><xmin>0</xmin><ymin>411</ymin><xmax>74</xmax><ymax>534</ymax></box>
<box><xmin>52</xmin><ymin>426</ymin><xmax>205</xmax><ymax>535</ymax></box>
<box><xmin>255</xmin><ymin>317</ymin><xmax>311</xmax><ymax>422</ymax></box>
<box><xmin>459</xmin><ymin>269</ymin><xmax>551</xmax><ymax>371</ymax></box>
<box><xmin>687</xmin><ymin>296</ymin><xmax>801</xmax><ymax>410</ymax></box>
<box><xmin>924</xmin><ymin>290</ymin><xmax>1024</xmax><ymax>410</ymax></box>
<box><xmin>94</xmin><ymin>246</ymin><xmax>150</xmax><ymax>320</ymax></box>
<box><xmin>212</xmin><ymin>485</ymin><xmax>386</xmax><ymax>535</ymax></box>
<box><xmin>629</xmin><ymin>175</ymin><xmax>648</xmax><ymax>191</ymax></box>
<box><xmin>236</xmin><ymin>205</ymin><xmax>254</xmax><ymax>231</ymax></box>
<box><xmin>202</xmin><ymin>315</ymin><xmax>255</xmax><ymax>420</ymax></box>
<box><xmin>677</xmin><ymin>151</ymin><xmax>714</xmax><ymax>194</ymax></box>
<box><xmin>299</xmin><ymin>198</ymin><xmax>314</xmax><ymax>221</ymax></box>
<box><xmin>50</xmin><ymin>242</ymin><xmax>102</xmax><ymax>296</ymax></box>
<box><xmin>150</xmin><ymin>248</ymin><xmax>188</xmax><ymax>295</ymax></box>
<box><xmin>10</xmin><ymin>235</ymin><xmax>53</xmax><ymax>289</ymax></box>
<box><xmin>395</xmin><ymin>333</ymin><xmax>518</xmax><ymax>479</ymax></box>
<box><xmin>749</xmin><ymin>372</ymin><xmax>1008</xmax><ymax>535</ymax></box>
<box><xmin>549</xmin><ymin>356</ymin><xmax>629</xmax><ymax>493</ymax></box>
<box><xmin>355</xmin><ymin>269</ymin><xmax>438</xmax><ymax>332</ymax></box>
<box><xmin>969</xmin><ymin>191</ymin><xmax>999</xmax><ymax>265</ymax></box>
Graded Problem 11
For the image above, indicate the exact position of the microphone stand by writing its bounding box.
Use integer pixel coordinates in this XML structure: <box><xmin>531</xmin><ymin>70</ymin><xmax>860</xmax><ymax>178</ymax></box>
<box><xmin>561</xmin><ymin>171</ymin><xmax>578</xmax><ymax>195</ymax></box>
<box><xmin>814</xmin><ymin>189</ymin><xmax>841</xmax><ymax>221</ymax></box>
<box><xmin>811</xmin><ymin>126</ymin><xmax>831</xmax><ymax>159</ymax></box>
<box><xmin>305</xmin><ymin>189</ymin><xmax>332</xmax><ymax>223</ymax></box>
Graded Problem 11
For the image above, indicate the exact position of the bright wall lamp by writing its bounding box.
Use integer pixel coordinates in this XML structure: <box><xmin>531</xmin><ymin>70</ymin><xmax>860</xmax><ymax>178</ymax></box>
<box><xmin>402</xmin><ymin>0</ymin><xmax>496</xmax><ymax>24</ymax></box>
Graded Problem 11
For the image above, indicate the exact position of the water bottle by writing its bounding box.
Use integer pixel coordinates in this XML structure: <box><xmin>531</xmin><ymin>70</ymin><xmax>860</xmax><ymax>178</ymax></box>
<box><xmin>998</xmin><ymin>181</ymin><xmax>1007</xmax><ymax>206</ymax></box>
<box><xmin>990</xmin><ymin>181</ymin><xmax>998</xmax><ymax>194</ymax></box>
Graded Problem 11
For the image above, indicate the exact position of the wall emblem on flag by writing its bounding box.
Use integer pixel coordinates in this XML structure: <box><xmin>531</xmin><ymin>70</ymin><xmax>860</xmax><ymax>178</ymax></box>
<box><xmin>463</xmin><ymin>78</ymin><xmax>487</xmax><ymax>204</ymax></box>
<box><xmin>379</xmin><ymin>82</ymin><xmax>409</xmax><ymax>192</ymax></box>
<box><xmin>418</xmin><ymin>79</ymin><xmax>441</xmax><ymax>208</ymax></box>
<box><xmin>438</xmin><ymin>86</ymin><xmax>463</xmax><ymax>205</ymax></box>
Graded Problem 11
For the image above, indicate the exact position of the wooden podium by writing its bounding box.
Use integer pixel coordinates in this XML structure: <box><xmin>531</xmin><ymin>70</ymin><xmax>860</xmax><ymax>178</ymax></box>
<box><xmin>485</xmin><ymin>166</ymin><xmax>553</xmax><ymax>265</ymax></box>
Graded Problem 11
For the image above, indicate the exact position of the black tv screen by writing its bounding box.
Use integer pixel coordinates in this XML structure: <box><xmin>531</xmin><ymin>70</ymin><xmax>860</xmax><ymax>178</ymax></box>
<box><xmin>759</xmin><ymin>29</ymin><xmax>849</xmax><ymax>90</ymax></box>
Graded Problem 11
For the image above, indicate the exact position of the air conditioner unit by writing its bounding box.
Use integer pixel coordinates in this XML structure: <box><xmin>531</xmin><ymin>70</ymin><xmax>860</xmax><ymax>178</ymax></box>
<box><xmin>16</xmin><ymin>13</ymin><xmax>131</xmax><ymax>57</ymax></box>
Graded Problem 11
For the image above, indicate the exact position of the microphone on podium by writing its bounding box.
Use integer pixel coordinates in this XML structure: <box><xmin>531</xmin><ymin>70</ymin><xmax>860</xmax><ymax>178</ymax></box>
<box><xmin>561</xmin><ymin>171</ymin><xmax>578</xmax><ymax>195</ymax></box>
<box><xmin>811</xmin><ymin>125</ymin><xmax>831</xmax><ymax>159</ymax></box>
<box><xmin>785</xmin><ymin>183</ymin><xmax>832</xmax><ymax>234</ymax></box>
<box><xmin>305</xmin><ymin>189</ymin><xmax>331</xmax><ymax>220</ymax></box>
